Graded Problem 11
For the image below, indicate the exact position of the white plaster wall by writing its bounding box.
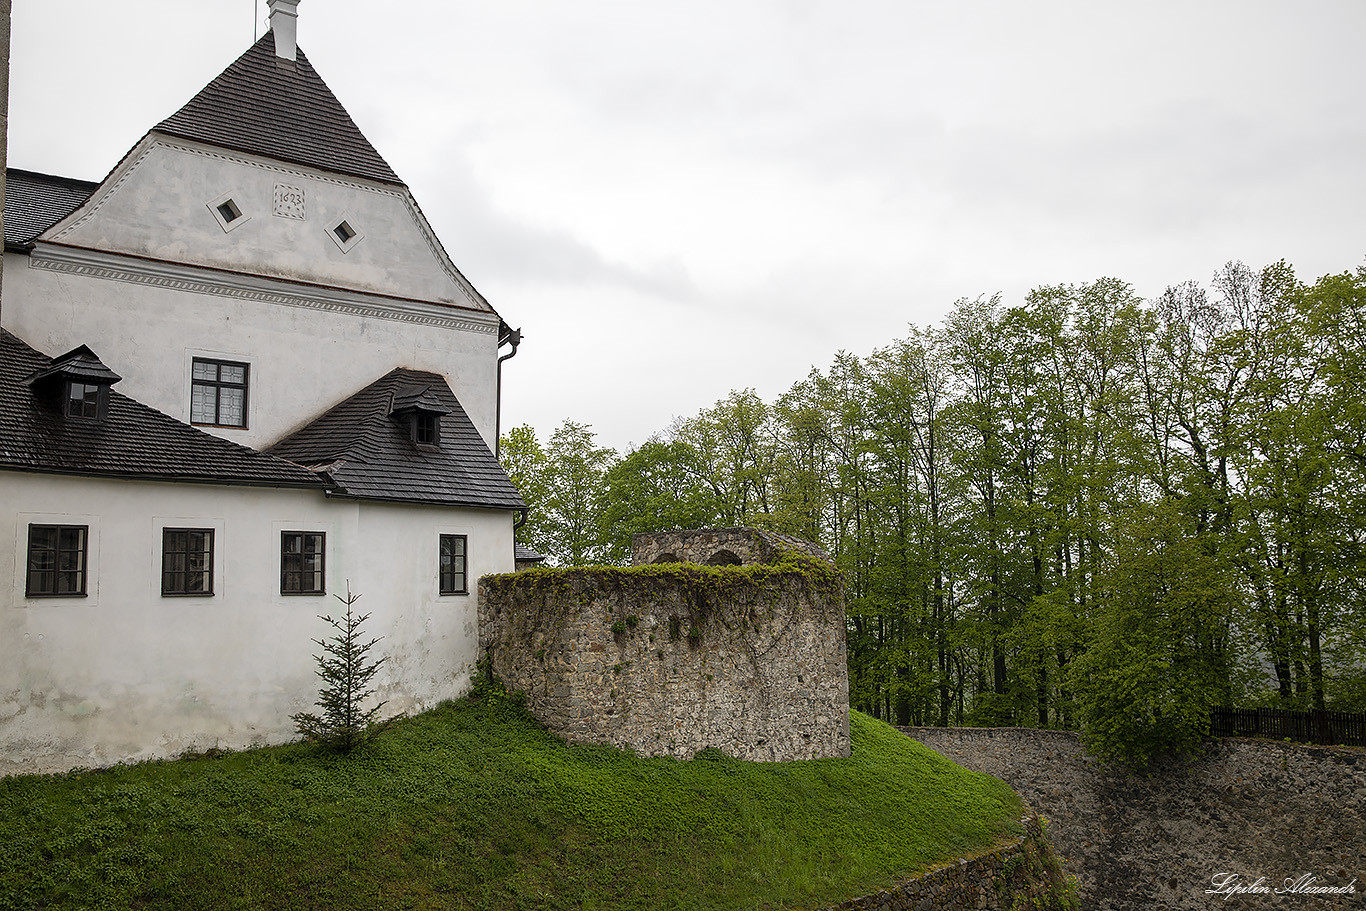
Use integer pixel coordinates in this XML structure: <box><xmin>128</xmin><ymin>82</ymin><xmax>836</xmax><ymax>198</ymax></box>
<box><xmin>52</xmin><ymin>137</ymin><xmax>480</xmax><ymax>309</ymax></box>
<box><xmin>0</xmin><ymin>473</ymin><xmax>515</xmax><ymax>776</ymax></box>
<box><xmin>1</xmin><ymin>250</ymin><xmax>501</xmax><ymax>449</ymax></box>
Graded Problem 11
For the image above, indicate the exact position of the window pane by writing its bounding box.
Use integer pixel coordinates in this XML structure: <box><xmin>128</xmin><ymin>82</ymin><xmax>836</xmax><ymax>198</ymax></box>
<box><xmin>29</xmin><ymin>547</ymin><xmax>55</xmax><ymax>572</ymax></box>
<box><xmin>219</xmin><ymin>389</ymin><xmax>244</xmax><ymax>426</ymax></box>
<box><xmin>220</xmin><ymin>364</ymin><xmax>246</xmax><ymax>385</ymax></box>
<box><xmin>190</xmin><ymin>385</ymin><xmax>214</xmax><ymax>423</ymax></box>
<box><xmin>192</xmin><ymin>361</ymin><xmax>218</xmax><ymax>381</ymax></box>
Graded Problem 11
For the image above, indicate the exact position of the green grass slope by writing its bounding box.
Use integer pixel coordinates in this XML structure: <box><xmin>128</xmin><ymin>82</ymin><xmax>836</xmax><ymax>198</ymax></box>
<box><xmin>0</xmin><ymin>692</ymin><xmax>1020</xmax><ymax>911</ymax></box>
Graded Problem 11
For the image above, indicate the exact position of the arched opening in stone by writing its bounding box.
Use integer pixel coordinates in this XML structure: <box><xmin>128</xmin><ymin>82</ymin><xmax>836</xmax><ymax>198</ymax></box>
<box><xmin>707</xmin><ymin>549</ymin><xmax>742</xmax><ymax>566</ymax></box>
<box><xmin>652</xmin><ymin>553</ymin><xmax>678</xmax><ymax>564</ymax></box>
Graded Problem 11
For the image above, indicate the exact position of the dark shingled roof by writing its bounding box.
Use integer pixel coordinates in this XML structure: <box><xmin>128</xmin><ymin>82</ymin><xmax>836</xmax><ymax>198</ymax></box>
<box><xmin>156</xmin><ymin>32</ymin><xmax>402</xmax><ymax>185</ymax></box>
<box><xmin>268</xmin><ymin>368</ymin><xmax>525</xmax><ymax>511</ymax></box>
<box><xmin>0</xmin><ymin>330</ymin><xmax>327</xmax><ymax>490</ymax></box>
<box><xmin>515</xmin><ymin>542</ymin><xmax>547</xmax><ymax>564</ymax></box>
<box><xmin>24</xmin><ymin>344</ymin><xmax>123</xmax><ymax>387</ymax></box>
<box><xmin>4</xmin><ymin>169</ymin><xmax>97</xmax><ymax>247</ymax></box>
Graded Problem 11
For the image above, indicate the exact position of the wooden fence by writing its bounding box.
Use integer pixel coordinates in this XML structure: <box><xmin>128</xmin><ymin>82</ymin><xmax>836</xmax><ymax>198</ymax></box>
<box><xmin>1210</xmin><ymin>707</ymin><xmax>1366</xmax><ymax>747</ymax></box>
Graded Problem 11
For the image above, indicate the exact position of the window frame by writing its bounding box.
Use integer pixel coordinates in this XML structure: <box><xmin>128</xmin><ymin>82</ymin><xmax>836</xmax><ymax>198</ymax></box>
<box><xmin>161</xmin><ymin>527</ymin><xmax>215</xmax><ymax>597</ymax></box>
<box><xmin>280</xmin><ymin>530</ymin><xmax>326</xmax><ymax>595</ymax></box>
<box><xmin>190</xmin><ymin>357</ymin><xmax>250</xmax><ymax>429</ymax></box>
<box><xmin>415</xmin><ymin>412</ymin><xmax>440</xmax><ymax>446</ymax></box>
<box><xmin>326</xmin><ymin>215</ymin><xmax>364</xmax><ymax>253</ymax></box>
<box><xmin>439</xmin><ymin>533</ymin><xmax>468</xmax><ymax>596</ymax></box>
<box><xmin>207</xmin><ymin>192</ymin><xmax>251</xmax><ymax>233</ymax></box>
<box><xmin>25</xmin><ymin>524</ymin><xmax>89</xmax><ymax>598</ymax></box>
<box><xmin>65</xmin><ymin>381</ymin><xmax>105</xmax><ymax>419</ymax></box>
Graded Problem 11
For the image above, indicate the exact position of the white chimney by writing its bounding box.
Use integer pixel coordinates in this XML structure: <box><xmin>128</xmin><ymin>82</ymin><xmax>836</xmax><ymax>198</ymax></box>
<box><xmin>268</xmin><ymin>0</ymin><xmax>300</xmax><ymax>62</ymax></box>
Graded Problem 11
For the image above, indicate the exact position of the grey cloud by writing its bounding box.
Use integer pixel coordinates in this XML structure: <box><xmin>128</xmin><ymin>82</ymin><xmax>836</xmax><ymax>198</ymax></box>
<box><xmin>411</xmin><ymin>146</ymin><xmax>700</xmax><ymax>302</ymax></box>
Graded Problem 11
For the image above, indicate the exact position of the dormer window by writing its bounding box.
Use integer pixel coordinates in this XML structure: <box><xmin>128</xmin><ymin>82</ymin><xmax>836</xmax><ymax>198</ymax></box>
<box><xmin>24</xmin><ymin>344</ymin><xmax>121</xmax><ymax>422</ymax></box>
<box><xmin>415</xmin><ymin>412</ymin><xmax>439</xmax><ymax>445</ymax></box>
<box><xmin>66</xmin><ymin>382</ymin><xmax>105</xmax><ymax>419</ymax></box>
<box><xmin>390</xmin><ymin>384</ymin><xmax>450</xmax><ymax>449</ymax></box>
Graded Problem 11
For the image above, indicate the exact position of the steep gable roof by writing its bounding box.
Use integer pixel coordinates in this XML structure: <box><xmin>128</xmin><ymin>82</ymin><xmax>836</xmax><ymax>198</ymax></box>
<box><xmin>4</xmin><ymin>169</ymin><xmax>98</xmax><ymax>248</ymax></box>
<box><xmin>0</xmin><ymin>330</ymin><xmax>327</xmax><ymax>490</ymax></box>
<box><xmin>155</xmin><ymin>32</ymin><xmax>401</xmax><ymax>185</ymax></box>
<box><xmin>268</xmin><ymin>368</ymin><xmax>525</xmax><ymax>511</ymax></box>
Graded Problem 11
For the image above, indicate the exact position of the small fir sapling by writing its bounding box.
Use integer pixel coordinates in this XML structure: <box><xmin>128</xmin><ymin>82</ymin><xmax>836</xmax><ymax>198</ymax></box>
<box><xmin>292</xmin><ymin>586</ymin><xmax>387</xmax><ymax>751</ymax></box>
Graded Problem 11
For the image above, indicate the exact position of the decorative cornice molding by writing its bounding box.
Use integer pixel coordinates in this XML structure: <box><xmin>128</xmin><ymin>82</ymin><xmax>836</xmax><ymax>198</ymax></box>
<box><xmin>45</xmin><ymin>135</ymin><xmax>495</xmax><ymax>315</ymax></box>
<box><xmin>29</xmin><ymin>245</ymin><xmax>499</xmax><ymax>335</ymax></box>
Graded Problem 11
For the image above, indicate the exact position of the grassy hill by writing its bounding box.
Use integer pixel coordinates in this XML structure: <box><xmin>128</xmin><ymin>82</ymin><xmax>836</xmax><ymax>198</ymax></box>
<box><xmin>0</xmin><ymin>687</ymin><xmax>1021</xmax><ymax>911</ymax></box>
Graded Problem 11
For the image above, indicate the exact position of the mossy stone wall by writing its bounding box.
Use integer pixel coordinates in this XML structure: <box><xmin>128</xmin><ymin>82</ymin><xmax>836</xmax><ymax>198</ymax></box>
<box><xmin>478</xmin><ymin>536</ymin><xmax>850</xmax><ymax>761</ymax></box>
<box><xmin>822</xmin><ymin>813</ymin><xmax>1076</xmax><ymax>911</ymax></box>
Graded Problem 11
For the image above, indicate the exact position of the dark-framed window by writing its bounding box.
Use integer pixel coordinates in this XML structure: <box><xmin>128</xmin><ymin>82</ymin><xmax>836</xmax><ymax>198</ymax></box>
<box><xmin>191</xmin><ymin>358</ymin><xmax>249</xmax><ymax>428</ymax></box>
<box><xmin>439</xmin><ymin>534</ymin><xmax>467</xmax><ymax>595</ymax></box>
<box><xmin>26</xmin><ymin>524</ymin><xmax>88</xmax><ymax>597</ymax></box>
<box><xmin>66</xmin><ymin>382</ymin><xmax>103</xmax><ymax>418</ymax></box>
<box><xmin>281</xmin><ymin>531</ymin><xmax>325</xmax><ymax>595</ymax></box>
<box><xmin>415</xmin><ymin>412</ymin><xmax>440</xmax><ymax>445</ymax></box>
<box><xmin>162</xmin><ymin>528</ymin><xmax>214</xmax><ymax>596</ymax></box>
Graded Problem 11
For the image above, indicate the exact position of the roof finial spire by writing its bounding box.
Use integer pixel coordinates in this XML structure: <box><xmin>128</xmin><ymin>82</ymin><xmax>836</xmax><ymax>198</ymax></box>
<box><xmin>267</xmin><ymin>0</ymin><xmax>299</xmax><ymax>62</ymax></box>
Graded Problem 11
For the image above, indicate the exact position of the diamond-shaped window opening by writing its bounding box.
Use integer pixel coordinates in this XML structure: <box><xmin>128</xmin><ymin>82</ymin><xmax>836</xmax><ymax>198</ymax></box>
<box><xmin>327</xmin><ymin>217</ymin><xmax>364</xmax><ymax>254</ymax></box>
<box><xmin>207</xmin><ymin>192</ymin><xmax>250</xmax><ymax>233</ymax></box>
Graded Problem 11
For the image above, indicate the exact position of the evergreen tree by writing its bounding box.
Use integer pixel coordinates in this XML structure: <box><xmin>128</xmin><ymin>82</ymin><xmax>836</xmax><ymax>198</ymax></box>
<box><xmin>292</xmin><ymin>587</ymin><xmax>387</xmax><ymax>752</ymax></box>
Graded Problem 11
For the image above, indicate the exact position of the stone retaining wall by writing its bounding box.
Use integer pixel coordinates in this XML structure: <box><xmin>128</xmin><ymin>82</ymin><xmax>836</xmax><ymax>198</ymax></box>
<box><xmin>478</xmin><ymin>535</ymin><xmax>849</xmax><ymax>761</ymax></box>
<box><xmin>904</xmin><ymin>727</ymin><xmax>1365</xmax><ymax>910</ymax></box>
<box><xmin>822</xmin><ymin>813</ymin><xmax>1074</xmax><ymax>911</ymax></box>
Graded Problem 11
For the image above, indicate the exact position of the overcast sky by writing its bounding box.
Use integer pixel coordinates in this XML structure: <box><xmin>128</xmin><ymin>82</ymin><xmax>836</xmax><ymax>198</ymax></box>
<box><xmin>10</xmin><ymin>1</ymin><xmax>1366</xmax><ymax>453</ymax></box>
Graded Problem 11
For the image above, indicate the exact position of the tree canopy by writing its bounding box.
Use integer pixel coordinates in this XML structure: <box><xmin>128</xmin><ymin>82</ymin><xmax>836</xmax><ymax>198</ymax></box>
<box><xmin>502</xmin><ymin>260</ymin><xmax>1366</xmax><ymax>765</ymax></box>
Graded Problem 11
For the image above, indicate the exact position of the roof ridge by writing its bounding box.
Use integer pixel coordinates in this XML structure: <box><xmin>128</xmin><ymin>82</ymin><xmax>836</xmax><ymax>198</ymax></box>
<box><xmin>6</xmin><ymin>168</ymin><xmax>101</xmax><ymax>189</ymax></box>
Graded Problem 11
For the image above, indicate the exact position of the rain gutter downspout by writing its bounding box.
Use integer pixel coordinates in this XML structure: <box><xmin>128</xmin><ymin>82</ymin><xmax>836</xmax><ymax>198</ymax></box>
<box><xmin>495</xmin><ymin>319</ymin><xmax>522</xmax><ymax>460</ymax></box>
